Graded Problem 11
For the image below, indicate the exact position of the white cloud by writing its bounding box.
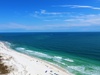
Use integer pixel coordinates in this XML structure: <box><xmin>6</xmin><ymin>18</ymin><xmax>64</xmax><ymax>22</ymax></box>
<box><xmin>0</xmin><ymin>23</ymin><xmax>34</xmax><ymax>30</ymax></box>
<box><xmin>0</xmin><ymin>22</ymin><xmax>69</xmax><ymax>31</ymax></box>
<box><xmin>34</xmin><ymin>10</ymin><xmax>62</xmax><ymax>16</ymax></box>
<box><xmin>31</xmin><ymin>13</ymin><xmax>100</xmax><ymax>28</ymax></box>
<box><xmin>40</xmin><ymin>10</ymin><xmax>62</xmax><ymax>15</ymax></box>
<box><xmin>64</xmin><ymin>14</ymin><xmax>100</xmax><ymax>26</ymax></box>
<box><xmin>53</xmin><ymin>5</ymin><xmax>100</xmax><ymax>10</ymax></box>
<box><xmin>44</xmin><ymin>19</ymin><xmax>60</xmax><ymax>21</ymax></box>
<box><xmin>1</xmin><ymin>13</ymin><xmax>100</xmax><ymax>32</ymax></box>
<box><xmin>1</xmin><ymin>13</ymin><xmax>100</xmax><ymax>31</ymax></box>
<box><xmin>42</xmin><ymin>14</ymin><xmax>100</xmax><ymax>27</ymax></box>
<box><xmin>31</xmin><ymin>10</ymin><xmax>69</xmax><ymax>18</ymax></box>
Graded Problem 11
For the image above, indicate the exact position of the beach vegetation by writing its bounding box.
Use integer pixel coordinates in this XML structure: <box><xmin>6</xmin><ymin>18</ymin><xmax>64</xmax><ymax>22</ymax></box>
<box><xmin>0</xmin><ymin>55</ymin><xmax>10</xmax><ymax>74</ymax></box>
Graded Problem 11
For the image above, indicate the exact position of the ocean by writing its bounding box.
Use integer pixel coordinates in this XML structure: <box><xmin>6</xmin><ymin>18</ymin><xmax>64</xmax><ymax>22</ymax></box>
<box><xmin>0</xmin><ymin>32</ymin><xmax>100</xmax><ymax>75</ymax></box>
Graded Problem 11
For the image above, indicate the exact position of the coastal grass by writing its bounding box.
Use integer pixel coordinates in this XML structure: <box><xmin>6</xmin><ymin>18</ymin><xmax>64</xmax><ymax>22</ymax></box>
<box><xmin>0</xmin><ymin>54</ymin><xmax>10</xmax><ymax>74</ymax></box>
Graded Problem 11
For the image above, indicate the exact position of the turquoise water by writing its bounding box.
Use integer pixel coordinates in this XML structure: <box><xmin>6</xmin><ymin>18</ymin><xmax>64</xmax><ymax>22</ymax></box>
<box><xmin>0</xmin><ymin>32</ymin><xmax>100</xmax><ymax>75</ymax></box>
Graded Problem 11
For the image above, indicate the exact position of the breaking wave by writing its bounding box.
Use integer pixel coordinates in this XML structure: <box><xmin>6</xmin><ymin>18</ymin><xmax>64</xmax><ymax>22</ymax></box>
<box><xmin>16</xmin><ymin>47</ymin><xmax>25</xmax><ymax>51</ymax></box>
<box><xmin>15</xmin><ymin>47</ymin><xmax>67</xmax><ymax>65</ymax></box>
<box><xmin>53</xmin><ymin>56</ymin><xmax>62</xmax><ymax>63</ymax></box>
<box><xmin>15</xmin><ymin>47</ymin><xmax>53</xmax><ymax>59</ymax></box>
<box><xmin>64</xmin><ymin>58</ymin><xmax>74</xmax><ymax>62</ymax></box>
<box><xmin>67</xmin><ymin>66</ymin><xmax>100</xmax><ymax>75</ymax></box>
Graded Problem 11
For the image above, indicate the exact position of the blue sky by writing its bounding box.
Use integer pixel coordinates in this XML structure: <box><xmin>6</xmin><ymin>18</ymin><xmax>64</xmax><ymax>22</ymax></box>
<box><xmin>0</xmin><ymin>0</ymin><xmax>100</xmax><ymax>32</ymax></box>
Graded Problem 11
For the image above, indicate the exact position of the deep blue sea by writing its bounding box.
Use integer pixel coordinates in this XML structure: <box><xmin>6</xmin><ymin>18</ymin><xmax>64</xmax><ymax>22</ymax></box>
<box><xmin>0</xmin><ymin>32</ymin><xmax>100</xmax><ymax>75</ymax></box>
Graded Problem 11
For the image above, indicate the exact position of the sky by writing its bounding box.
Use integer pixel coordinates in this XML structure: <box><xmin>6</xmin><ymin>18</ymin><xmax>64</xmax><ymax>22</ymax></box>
<box><xmin>0</xmin><ymin>0</ymin><xmax>100</xmax><ymax>32</ymax></box>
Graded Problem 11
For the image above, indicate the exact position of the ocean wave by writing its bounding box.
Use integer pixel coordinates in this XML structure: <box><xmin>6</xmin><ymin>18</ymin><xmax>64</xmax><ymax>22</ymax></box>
<box><xmin>15</xmin><ymin>47</ymin><xmax>66</xmax><ymax>65</ymax></box>
<box><xmin>4</xmin><ymin>41</ymin><xmax>12</xmax><ymax>46</ymax></box>
<box><xmin>16</xmin><ymin>47</ymin><xmax>25</xmax><ymax>51</ymax></box>
<box><xmin>32</xmin><ymin>51</ymin><xmax>53</xmax><ymax>59</ymax></box>
<box><xmin>15</xmin><ymin>47</ymin><xmax>53</xmax><ymax>59</ymax></box>
<box><xmin>67</xmin><ymin>66</ymin><xmax>100</xmax><ymax>75</ymax></box>
<box><xmin>52</xmin><ymin>56</ymin><xmax>67</xmax><ymax>65</ymax></box>
<box><xmin>53</xmin><ymin>56</ymin><xmax>62</xmax><ymax>63</ymax></box>
<box><xmin>64</xmin><ymin>58</ymin><xmax>74</xmax><ymax>62</ymax></box>
<box><xmin>61</xmin><ymin>62</ymin><xmax>66</xmax><ymax>65</ymax></box>
<box><xmin>16</xmin><ymin>47</ymin><xmax>66</xmax><ymax>65</ymax></box>
<box><xmin>26</xmin><ymin>50</ymin><xmax>33</xmax><ymax>53</ymax></box>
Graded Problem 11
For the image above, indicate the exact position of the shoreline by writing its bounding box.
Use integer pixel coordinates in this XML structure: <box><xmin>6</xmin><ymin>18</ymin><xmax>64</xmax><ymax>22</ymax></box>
<box><xmin>0</xmin><ymin>41</ymin><xmax>72</xmax><ymax>75</ymax></box>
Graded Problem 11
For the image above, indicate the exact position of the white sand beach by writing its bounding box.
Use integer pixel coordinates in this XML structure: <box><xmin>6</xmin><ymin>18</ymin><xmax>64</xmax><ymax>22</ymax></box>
<box><xmin>0</xmin><ymin>42</ymin><xmax>72</xmax><ymax>75</ymax></box>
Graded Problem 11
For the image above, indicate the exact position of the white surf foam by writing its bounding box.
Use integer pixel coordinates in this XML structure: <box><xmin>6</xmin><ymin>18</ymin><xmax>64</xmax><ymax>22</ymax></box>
<box><xmin>61</xmin><ymin>62</ymin><xmax>66</xmax><ymax>65</ymax></box>
<box><xmin>16</xmin><ymin>47</ymin><xmax>25</xmax><ymax>51</ymax></box>
<box><xmin>33</xmin><ymin>51</ymin><xmax>53</xmax><ymax>59</ymax></box>
<box><xmin>26</xmin><ymin>50</ymin><xmax>33</xmax><ymax>53</ymax></box>
<box><xmin>64</xmin><ymin>58</ymin><xmax>74</xmax><ymax>62</ymax></box>
<box><xmin>5</xmin><ymin>42</ymin><xmax>12</xmax><ymax>46</ymax></box>
<box><xmin>67</xmin><ymin>66</ymin><xmax>100</xmax><ymax>75</ymax></box>
<box><xmin>15</xmin><ymin>47</ymin><xmax>53</xmax><ymax>59</ymax></box>
<box><xmin>53</xmin><ymin>56</ymin><xmax>63</xmax><ymax>63</ymax></box>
